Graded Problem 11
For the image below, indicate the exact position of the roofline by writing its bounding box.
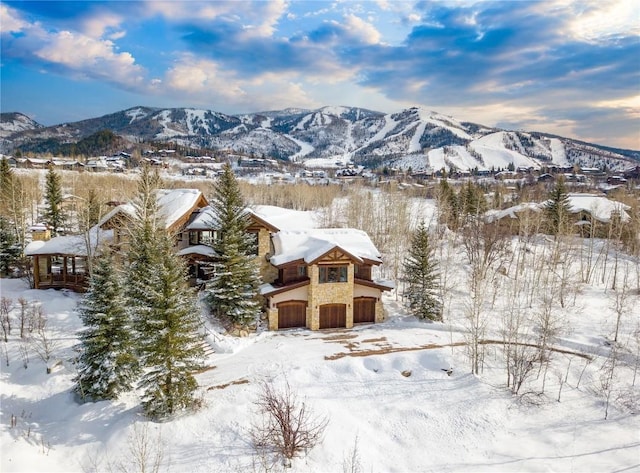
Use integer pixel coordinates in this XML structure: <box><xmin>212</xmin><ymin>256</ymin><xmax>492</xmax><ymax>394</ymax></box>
<box><xmin>271</xmin><ymin>258</ymin><xmax>306</xmax><ymax>269</ymax></box>
<box><xmin>262</xmin><ymin>279</ymin><xmax>310</xmax><ymax>297</ymax></box>
<box><xmin>307</xmin><ymin>245</ymin><xmax>364</xmax><ymax>265</ymax></box>
<box><xmin>355</xmin><ymin>278</ymin><xmax>394</xmax><ymax>291</ymax></box>
<box><xmin>248</xmin><ymin>212</ymin><xmax>280</xmax><ymax>233</ymax></box>
<box><xmin>167</xmin><ymin>193</ymin><xmax>209</xmax><ymax>234</ymax></box>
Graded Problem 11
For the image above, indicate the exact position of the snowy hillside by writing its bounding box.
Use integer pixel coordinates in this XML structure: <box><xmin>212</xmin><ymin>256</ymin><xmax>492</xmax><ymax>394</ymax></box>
<box><xmin>2</xmin><ymin>106</ymin><xmax>638</xmax><ymax>171</ymax></box>
<box><xmin>1</xmin><ymin>201</ymin><xmax>638</xmax><ymax>473</ymax></box>
<box><xmin>0</xmin><ymin>113</ymin><xmax>43</xmax><ymax>138</ymax></box>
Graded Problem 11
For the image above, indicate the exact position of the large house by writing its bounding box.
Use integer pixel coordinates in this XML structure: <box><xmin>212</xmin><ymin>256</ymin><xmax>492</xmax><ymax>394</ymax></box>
<box><xmin>24</xmin><ymin>189</ymin><xmax>392</xmax><ymax>330</ymax></box>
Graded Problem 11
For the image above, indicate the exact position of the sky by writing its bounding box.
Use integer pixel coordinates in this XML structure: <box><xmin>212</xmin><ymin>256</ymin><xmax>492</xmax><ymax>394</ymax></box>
<box><xmin>1</xmin><ymin>0</ymin><xmax>638</xmax><ymax>150</ymax></box>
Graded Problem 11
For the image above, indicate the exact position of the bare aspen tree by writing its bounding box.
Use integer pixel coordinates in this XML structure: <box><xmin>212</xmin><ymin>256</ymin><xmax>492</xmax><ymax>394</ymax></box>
<box><xmin>0</xmin><ymin>297</ymin><xmax>13</xmax><ymax>342</ymax></box>
<box><xmin>434</xmin><ymin>227</ymin><xmax>459</xmax><ymax>323</ymax></box>
<box><xmin>500</xmin><ymin>274</ymin><xmax>538</xmax><ymax>393</ymax></box>
<box><xmin>600</xmin><ymin>343</ymin><xmax>620</xmax><ymax>420</ymax></box>
<box><xmin>460</xmin><ymin>215</ymin><xmax>508</xmax><ymax>375</ymax></box>
<box><xmin>632</xmin><ymin>324</ymin><xmax>640</xmax><ymax>387</ymax></box>
<box><xmin>28</xmin><ymin>306</ymin><xmax>59</xmax><ymax>373</ymax></box>
<box><xmin>250</xmin><ymin>379</ymin><xmax>328</xmax><ymax>467</ymax></box>
<box><xmin>17</xmin><ymin>297</ymin><xmax>28</xmax><ymax>338</ymax></box>
<box><xmin>78</xmin><ymin>187</ymin><xmax>105</xmax><ymax>276</ymax></box>
<box><xmin>117</xmin><ymin>422</ymin><xmax>166</xmax><ymax>473</ymax></box>
<box><xmin>557</xmin><ymin>356</ymin><xmax>572</xmax><ymax>402</ymax></box>
<box><xmin>611</xmin><ymin>262</ymin><xmax>632</xmax><ymax>343</ymax></box>
<box><xmin>342</xmin><ymin>436</ymin><xmax>363</xmax><ymax>473</ymax></box>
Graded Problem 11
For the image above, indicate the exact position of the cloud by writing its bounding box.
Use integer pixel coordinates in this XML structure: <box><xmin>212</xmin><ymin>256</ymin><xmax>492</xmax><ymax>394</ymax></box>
<box><xmin>144</xmin><ymin>0</ymin><xmax>287</xmax><ymax>38</ymax></box>
<box><xmin>81</xmin><ymin>11</ymin><xmax>126</xmax><ymax>40</ymax></box>
<box><xmin>0</xmin><ymin>4</ymin><xmax>28</xmax><ymax>32</ymax></box>
<box><xmin>2</xmin><ymin>5</ymin><xmax>145</xmax><ymax>90</ymax></box>
<box><xmin>35</xmin><ymin>31</ymin><xmax>144</xmax><ymax>85</ymax></box>
<box><xmin>161</xmin><ymin>55</ymin><xmax>319</xmax><ymax>112</ymax></box>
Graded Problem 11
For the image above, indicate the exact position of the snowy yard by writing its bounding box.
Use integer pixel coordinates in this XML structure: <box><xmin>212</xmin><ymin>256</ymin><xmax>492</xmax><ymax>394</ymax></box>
<box><xmin>1</xmin><ymin>269</ymin><xmax>638</xmax><ymax>472</ymax></box>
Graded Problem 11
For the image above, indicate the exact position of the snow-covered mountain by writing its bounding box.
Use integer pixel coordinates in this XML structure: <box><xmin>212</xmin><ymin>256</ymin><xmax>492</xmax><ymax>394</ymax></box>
<box><xmin>0</xmin><ymin>112</ymin><xmax>43</xmax><ymax>138</ymax></box>
<box><xmin>1</xmin><ymin>106</ymin><xmax>638</xmax><ymax>170</ymax></box>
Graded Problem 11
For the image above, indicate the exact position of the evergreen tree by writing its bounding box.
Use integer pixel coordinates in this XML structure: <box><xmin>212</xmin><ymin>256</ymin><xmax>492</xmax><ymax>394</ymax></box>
<box><xmin>125</xmin><ymin>166</ymin><xmax>204</xmax><ymax>420</ymax></box>
<box><xmin>0</xmin><ymin>157</ymin><xmax>12</xmax><ymax>198</ymax></box>
<box><xmin>437</xmin><ymin>178</ymin><xmax>460</xmax><ymax>230</ymax></box>
<box><xmin>460</xmin><ymin>180</ymin><xmax>487</xmax><ymax>218</ymax></box>
<box><xmin>0</xmin><ymin>216</ymin><xmax>20</xmax><ymax>276</ymax></box>
<box><xmin>74</xmin><ymin>253</ymin><xmax>137</xmax><ymax>401</ymax></box>
<box><xmin>43</xmin><ymin>165</ymin><xmax>64</xmax><ymax>235</ymax></box>
<box><xmin>544</xmin><ymin>177</ymin><xmax>571</xmax><ymax>235</ymax></box>
<box><xmin>205</xmin><ymin>163</ymin><xmax>261</xmax><ymax>327</ymax></box>
<box><xmin>0</xmin><ymin>157</ymin><xmax>26</xmax><ymax>249</ymax></box>
<box><xmin>402</xmin><ymin>221</ymin><xmax>442</xmax><ymax>321</ymax></box>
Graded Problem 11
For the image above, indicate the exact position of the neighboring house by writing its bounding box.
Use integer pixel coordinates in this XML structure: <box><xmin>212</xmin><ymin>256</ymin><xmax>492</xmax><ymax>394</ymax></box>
<box><xmin>24</xmin><ymin>189</ymin><xmax>391</xmax><ymax>331</ymax></box>
<box><xmin>260</xmin><ymin>229</ymin><xmax>393</xmax><ymax>331</ymax></box>
<box><xmin>485</xmin><ymin>193</ymin><xmax>631</xmax><ymax>237</ymax></box>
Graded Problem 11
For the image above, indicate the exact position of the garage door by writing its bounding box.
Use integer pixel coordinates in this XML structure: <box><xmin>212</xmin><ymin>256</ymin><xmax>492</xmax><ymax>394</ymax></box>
<box><xmin>319</xmin><ymin>304</ymin><xmax>346</xmax><ymax>329</ymax></box>
<box><xmin>353</xmin><ymin>297</ymin><xmax>376</xmax><ymax>324</ymax></box>
<box><xmin>278</xmin><ymin>301</ymin><xmax>307</xmax><ymax>329</ymax></box>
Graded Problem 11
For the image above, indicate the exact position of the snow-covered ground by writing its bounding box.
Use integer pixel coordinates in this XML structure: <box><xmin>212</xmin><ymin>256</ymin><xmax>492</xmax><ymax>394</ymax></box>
<box><xmin>1</xmin><ymin>204</ymin><xmax>639</xmax><ymax>472</ymax></box>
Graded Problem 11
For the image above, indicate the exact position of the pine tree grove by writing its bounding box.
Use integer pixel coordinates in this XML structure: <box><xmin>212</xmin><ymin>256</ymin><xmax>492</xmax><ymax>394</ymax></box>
<box><xmin>205</xmin><ymin>163</ymin><xmax>262</xmax><ymax>327</ymax></box>
<box><xmin>75</xmin><ymin>253</ymin><xmax>138</xmax><ymax>401</ymax></box>
<box><xmin>402</xmin><ymin>221</ymin><xmax>442</xmax><ymax>321</ymax></box>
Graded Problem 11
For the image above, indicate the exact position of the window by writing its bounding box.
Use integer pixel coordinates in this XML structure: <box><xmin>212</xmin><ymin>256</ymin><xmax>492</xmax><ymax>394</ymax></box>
<box><xmin>298</xmin><ymin>265</ymin><xmax>307</xmax><ymax>277</ymax></box>
<box><xmin>189</xmin><ymin>230</ymin><xmax>216</xmax><ymax>246</ymax></box>
<box><xmin>319</xmin><ymin>266</ymin><xmax>348</xmax><ymax>283</ymax></box>
<box><xmin>200</xmin><ymin>230</ymin><xmax>216</xmax><ymax>246</ymax></box>
<box><xmin>248</xmin><ymin>232</ymin><xmax>259</xmax><ymax>255</ymax></box>
<box><xmin>354</xmin><ymin>264</ymin><xmax>372</xmax><ymax>280</ymax></box>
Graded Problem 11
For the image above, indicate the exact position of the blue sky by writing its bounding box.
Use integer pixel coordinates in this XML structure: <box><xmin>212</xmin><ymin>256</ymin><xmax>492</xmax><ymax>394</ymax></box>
<box><xmin>1</xmin><ymin>0</ymin><xmax>638</xmax><ymax>149</ymax></box>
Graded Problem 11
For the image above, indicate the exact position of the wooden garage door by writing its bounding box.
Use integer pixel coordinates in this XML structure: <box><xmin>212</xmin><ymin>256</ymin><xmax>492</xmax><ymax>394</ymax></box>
<box><xmin>353</xmin><ymin>297</ymin><xmax>376</xmax><ymax>324</ymax></box>
<box><xmin>319</xmin><ymin>304</ymin><xmax>346</xmax><ymax>329</ymax></box>
<box><xmin>278</xmin><ymin>301</ymin><xmax>307</xmax><ymax>329</ymax></box>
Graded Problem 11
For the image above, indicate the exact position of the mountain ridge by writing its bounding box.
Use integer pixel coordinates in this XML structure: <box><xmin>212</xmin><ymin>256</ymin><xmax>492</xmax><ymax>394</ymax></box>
<box><xmin>1</xmin><ymin>106</ymin><xmax>638</xmax><ymax>171</ymax></box>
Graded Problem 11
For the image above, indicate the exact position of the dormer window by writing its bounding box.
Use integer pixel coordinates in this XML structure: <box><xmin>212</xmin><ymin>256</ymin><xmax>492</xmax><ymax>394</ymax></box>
<box><xmin>319</xmin><ymin>265</ymin><xmax>348</xmax><ymax>283</ymax></box>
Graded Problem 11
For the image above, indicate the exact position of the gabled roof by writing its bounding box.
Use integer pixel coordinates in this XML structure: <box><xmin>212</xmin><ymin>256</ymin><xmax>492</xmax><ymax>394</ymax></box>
<box><xmin>99</xmin><ymin>189</ymin><xmax>208</xmax><ymax>231</ymax></box>
<box><xmin>270</xmin><ymin>228</ymin><xmax>382</xmax><ymax>267</ymax></box>
<box><xmin>185</xmin><ymin>206</ymin><xmax>281</xmax><ymax>232</ymax></box>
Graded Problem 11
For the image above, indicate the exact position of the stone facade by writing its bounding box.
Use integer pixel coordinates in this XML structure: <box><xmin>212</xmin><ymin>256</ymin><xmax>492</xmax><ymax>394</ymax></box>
<box><xmin>307</xmin><ymin>262</ymin><xmax>355</xmax><ymax>330</ymax></box>
<box><xmin>254</xmin><ymin>227</ymin><xmax>278</xmax><ymax>284</ymax></box>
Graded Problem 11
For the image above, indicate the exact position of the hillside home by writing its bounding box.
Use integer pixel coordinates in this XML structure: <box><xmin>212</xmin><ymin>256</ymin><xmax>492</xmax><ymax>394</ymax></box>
<box><xmin>24</xmin><ymin>189</ymin><xmax>392</xmax><ymax>331</ymax></box>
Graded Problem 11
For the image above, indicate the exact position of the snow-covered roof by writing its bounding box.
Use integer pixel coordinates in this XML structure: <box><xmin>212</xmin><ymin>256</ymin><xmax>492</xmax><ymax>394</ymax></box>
<box><xmin>100</xmin><ymin>189</ymin><xmax>206</xmax><ymax>230</ymax></box>
<box><xmin>156</xmin><ymin>189</ymin><xmax>205</xmax><ymax>228</ymax></box>
<box><xmin>270</xmin><ymin>228</ymin><xmax>382</xmax><ymax>266</ymax></box>
<box><xmin>25</xmin><ymin>227</ymin><xmax>113</xmax><ymax>256</ymax></box>
<box><xmin>565</xmin><ymin>193</ymin><xmax>630</xmax><ymax>223</ymax></box>
<box><xmin>487</xmin><ymin>194</ymin><xmax>630</xmax><ymax>224</ymax></box>
<box><xmin>186</xmin><ymin>207</ymin><xmax>215</xmax><ymax>231</ymax></box>
<box><xmin>177</xmin><ymin>245</ymin><xmax>217</xmax><ymax>257</ymax></box>
<box><xmin>485</xmin><ymin>203</ymin><xmax>542</xmax><ymax>223</ymax></box>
